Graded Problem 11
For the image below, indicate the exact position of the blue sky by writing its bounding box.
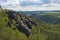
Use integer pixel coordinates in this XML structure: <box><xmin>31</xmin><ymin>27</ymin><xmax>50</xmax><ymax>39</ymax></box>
<box><xmin>0</xmin><ymin>0</ymin><xmax>60</xmax><ymax>11</ymax></box>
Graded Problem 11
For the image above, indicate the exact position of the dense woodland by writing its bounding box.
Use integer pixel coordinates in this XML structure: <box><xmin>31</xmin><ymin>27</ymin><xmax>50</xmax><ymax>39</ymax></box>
<box><xmin>0</xmin><ymin>6</ymin><xmax>60</xmax><ymax>40</ymax></box>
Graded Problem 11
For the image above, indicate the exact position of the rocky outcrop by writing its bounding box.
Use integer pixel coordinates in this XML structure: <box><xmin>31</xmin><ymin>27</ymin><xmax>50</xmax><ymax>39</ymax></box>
<box><xmin>7</xmin><ymin>10</ymin><xmax>37</xmax><ymax>37</ymax></box>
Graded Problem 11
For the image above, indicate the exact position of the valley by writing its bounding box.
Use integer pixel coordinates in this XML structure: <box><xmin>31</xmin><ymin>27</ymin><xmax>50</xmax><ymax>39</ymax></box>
<box><xmin>0</xmin><ymin>8</ymin><xmax>60</xmax><ymax>40</ymax></box>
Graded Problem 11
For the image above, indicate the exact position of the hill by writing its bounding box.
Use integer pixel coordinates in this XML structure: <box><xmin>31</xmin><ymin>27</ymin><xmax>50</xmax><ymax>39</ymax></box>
<box><xmin>0</xmin><ymin>9</ymin><xmax>60</xmax><ymax>40</ymax></box>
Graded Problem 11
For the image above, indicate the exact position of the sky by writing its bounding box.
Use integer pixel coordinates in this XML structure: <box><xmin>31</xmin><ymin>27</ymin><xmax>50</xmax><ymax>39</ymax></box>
<box><xmin>0</xmin><ymin>0</ymin><xmax>60</xmax><ymax>11</ymax></box>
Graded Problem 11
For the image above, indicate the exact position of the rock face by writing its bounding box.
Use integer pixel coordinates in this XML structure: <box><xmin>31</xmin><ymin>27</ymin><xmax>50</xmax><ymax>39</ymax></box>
<box><xmin>7</xmin><ymin>10</ymin><xmax>37</xmax><ymax>37</ymax></box>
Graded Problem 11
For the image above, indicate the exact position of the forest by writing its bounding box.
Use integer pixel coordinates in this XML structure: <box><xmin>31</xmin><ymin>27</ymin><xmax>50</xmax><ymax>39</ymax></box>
<box><xmin>0</xmin><ymin>6</ymin><xmax>60</xmax><ymax>40</ymax></box>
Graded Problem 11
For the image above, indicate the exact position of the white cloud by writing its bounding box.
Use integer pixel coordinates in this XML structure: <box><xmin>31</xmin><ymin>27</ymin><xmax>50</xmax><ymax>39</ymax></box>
<box><xmin>17</xmin><ymin>6</ymin><xmax>60</xmax><ymax>11</ymax></box>
<box><xmin>41</xmin><ymin>3</ymin><xmax>60</xmax><ymax>7</ymax></box>
<box><xmin>0</xmin><ymin>0</ymin><xmax>60</xmax><ymax>11</ymax></box>
<box><xmin>25</xmin><ymin>0</ymin><xmax>39</xmax><ymax>1</ymax></box>
<box><xmin>0</xmin><ymin>0</ymin><xmax>20</xmax><ymax>6</ymax></box>
<box><xmin>50</xmin><ymin>3</ymin><xmax>60</xmax><ymax>7</ymax></box>
<box><xmin>0</xmin><ymin>0</ymin><xmax>20</xmax><ymax>10</ymax></box>
<box><xmin>6</xmin><ymin>0</ymin><xmax>20</xmax><ymax>5</ymax></box>
<box><xmin>0</xmin><ymin>1</ymin><xmax>6</xmax><ymax>6</ymax></box>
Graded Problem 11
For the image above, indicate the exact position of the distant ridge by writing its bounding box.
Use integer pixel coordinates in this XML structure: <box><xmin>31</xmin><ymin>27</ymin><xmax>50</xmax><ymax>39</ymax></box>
<box><xmin>19</xmin><ymin>10</ymin><xmax>60</xmax><ymax>12</ymax></box>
